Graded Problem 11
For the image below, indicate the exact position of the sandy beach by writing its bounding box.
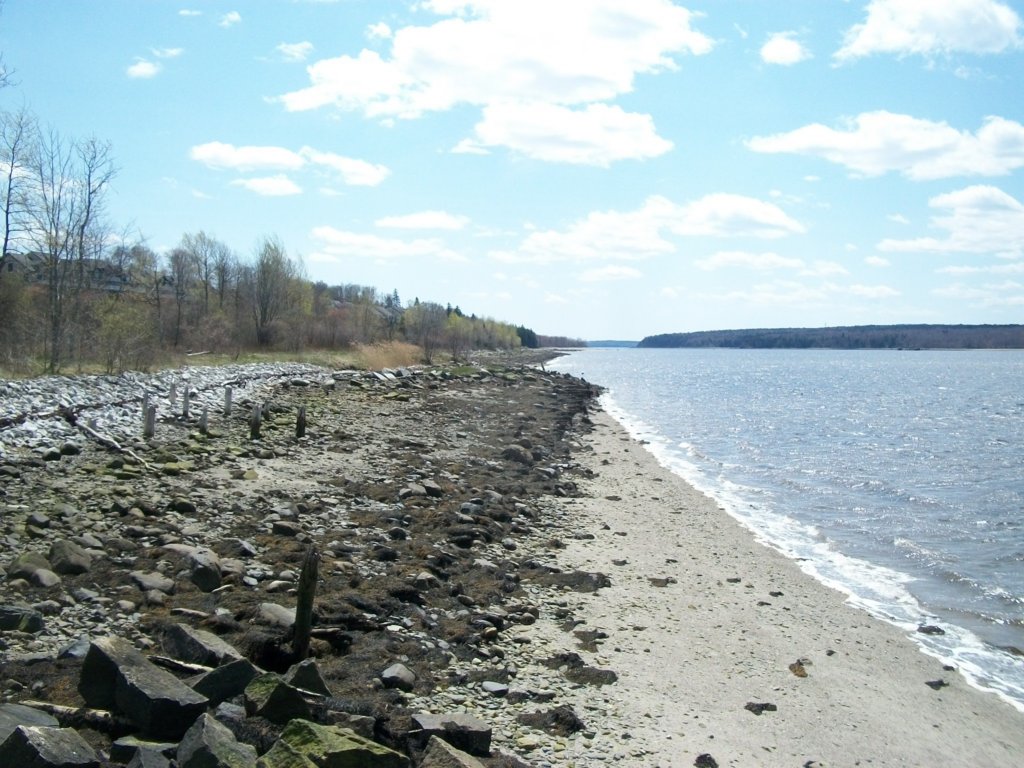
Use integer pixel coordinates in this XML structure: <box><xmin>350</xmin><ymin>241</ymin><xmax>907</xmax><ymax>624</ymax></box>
<box><xmin>526</xmin><ymin>407</ymin><xmax>1024</xmax><ymax>766</ymax></box>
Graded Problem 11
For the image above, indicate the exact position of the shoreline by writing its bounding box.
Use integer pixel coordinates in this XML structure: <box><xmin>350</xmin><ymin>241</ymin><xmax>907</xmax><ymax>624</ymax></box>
<box><xmin>537</xmin><ymin>407</ymin><xmax>1024</xmax><ymax>766</ymax></box>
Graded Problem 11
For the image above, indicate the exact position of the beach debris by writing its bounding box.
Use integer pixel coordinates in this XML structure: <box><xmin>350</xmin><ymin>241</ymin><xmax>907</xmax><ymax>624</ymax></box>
<box><xmin>648</xmin><ymin>576</ymin><xmax>677</xmax><ymax>587</ymax></box>
<box><xmin>925</xmin><ymin>679</ymin><xmax>949</xmax><ymax>690</ymax></box>
<box><xmin>789</xmin><ymin>659</ymin><xmax>811</xmax><ymax>677</ymax></box>
<box><xmin>918</xmin><ymin>624</ymin><xmax>946</xmax><ymax>635</ymax></box>
<box><xmin>694</xmin><ymin>754</ymin><xmax>719</xmax><ymax>767</ymax></box>
<box><xmin>744</xmin><ymin>702</ymin><xmax>778</xmax><ymax>715</ymax></box>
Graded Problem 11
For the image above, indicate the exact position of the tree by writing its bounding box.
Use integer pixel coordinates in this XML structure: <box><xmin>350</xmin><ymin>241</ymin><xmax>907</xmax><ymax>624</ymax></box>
<box><xmin>1</xmin><ymin>107</ymin><xmax>33</xmax><ymax>275</ymax></box>
<box><xmin>250</xmin><ymin>235</ymin><xmax>296</xmax><ymax>346</ymax></box>
<box><xmin>180</xmin><ymin>230</ymin><xmax>232</xmax><ymax>316</ymax></box>
<box><xmin>167</xmin><ymin>247</ymin><xmax>194</xmax><ymax>347</ymax></box>
<box><xmin>404</xmin><ymin>301</ymin><xmax>447</xmax><ymax>363</ymax></box>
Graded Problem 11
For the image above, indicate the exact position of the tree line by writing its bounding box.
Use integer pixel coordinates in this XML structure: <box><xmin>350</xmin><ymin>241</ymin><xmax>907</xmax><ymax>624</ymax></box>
<box><xmin>638</xmin><ymin>325</ymin><xmax>1024</xmax><ymax>350</ymax></box>
<box><xmin>0</xmin><ymin>105</ymin><xmax>538</xmax><ymax>374</ymax></box>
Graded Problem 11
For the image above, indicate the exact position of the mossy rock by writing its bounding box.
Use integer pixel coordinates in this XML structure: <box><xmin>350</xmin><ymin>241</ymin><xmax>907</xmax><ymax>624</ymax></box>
<box><xmin>257</xmin><ymin>720</ymin><xmax>408</xmax><ymax>768</ymax></box>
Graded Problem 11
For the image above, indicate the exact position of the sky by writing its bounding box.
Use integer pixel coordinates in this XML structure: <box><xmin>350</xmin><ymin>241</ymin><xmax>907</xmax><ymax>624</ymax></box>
<box><xmin>2</xmin><ymin>0</ymin><xmax>1023</xmax><ymax>341</ymax></box>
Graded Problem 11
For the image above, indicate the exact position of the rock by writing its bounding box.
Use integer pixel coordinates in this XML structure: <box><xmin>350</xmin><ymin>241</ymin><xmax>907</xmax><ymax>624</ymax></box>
<box><xmin>419</xmin><ymin>735</ymin><xmax>487</xmax><ymax>768</ymax></box>
<box><xmin>189</xmin><ymin>658</ymin><xmax>260</xmax><ymax>706</ymax></box>
<box><xmin>109</xmin><ymin>736</ymin><xmax>178</xmax><ymax>764</ymax></box>
<box><xmin>162</xmin><ymin>623</ymin><xmax>241</xmax><ymax>667</ymax></box>
<box><xmin>31</xmin><ymin>568</ymin><xmax>62</xmax><ymax>588</ymax></box>
<box><xmin>398</xmin><ymin>484</ymin><xmax>426</xmax><ymax>500</ymax></box>
<box><xmin>8</xmin><ymin>551</ymin><xmax>52</xmax><ymax>581</ymax></box>
<box><xmin>177</xmin><ymin>712</ymin><xmax>258</xmax><ymax>768</ymax></box>
<box><xmin>481</xmin><ymin>681</ymin><xmax>508</xmax><ymax>697</ymax></box>
<box><xmin>380</xmin><ymin>662</ymin><xmax>416</xmax><ymax>692</ymax></box>
<box><xmin>48</xmin><ymin>539</ymin><xmax>92</xmax><ymax>574</ymax></box>
<box><xmin>259</xmin><ymin>602</ymin><xmax>296</xmax><ymax>628</ymax></box>
<box><xmin>744</xmin><ymin>702</ymin><xmax>777</xmax><ymax>716</ymax></box>
<box><xmin>422</xmin><ymin>479</ymin><xmax>444</xmax><ymax>497</ymax></box>
<box><xmin>131</xmin><ymin>571</ymin><xmax>176</xmax><ymax>594</ymax></box>
<box><xmin>127</xmin><ymin>749</ymin><xmax>173</xmax><ymax>768</ymax></box>
<box><xmin>272</xmin><ymin>520</ymin><xmax>302</xmax><ymax>537</ymax></box>
<box><xmin>284</xmin><ymin>658</ymin><xmax>333</xmax><ymax>697</ymax></box>
<box><xmin>501</xmin><ymin>445</ymin><xmax>533</xmax><ymax>465</ymax></box>
<box><xmin>188</xmin><ymin>548</ymin><xmax>223</xmax><ymax>592</ymax></box>
<box><xmin>410</xmin><ymin>713</ymin><xmax>492</xmax><ymax>756</ymax></box>
<box><xmin>257</xmin><ymin>720</ymin><xmax>408</xmax><ymax>768</ymax></box>
<box><xmin>244</xmin><ymin>674</ymin><xmax>312</xmax><ymax>724</ymax></box>
<box><xmin>0</xmin><ymin>604</ymin><xmax>44</xmax><ymax>633</ymax></box>
<box><xmin>0</xmin><ymin>703</ymin><xmax>59</xmax><ymax>742</ymax></box>
<box><xmin>0</xmin><ymin>725</ymin><xmax>101</xmax><ymax>768</ymax></box>
<box><xmin>78</xmin><ymin>636</ymin><xmax>208</xmax><ymax>739</ymax></box>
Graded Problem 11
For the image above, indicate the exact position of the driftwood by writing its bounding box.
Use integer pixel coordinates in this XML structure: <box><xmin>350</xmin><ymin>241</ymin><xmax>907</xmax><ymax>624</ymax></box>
<box><xmin>147</xmin><ymin>655</ymin><xmax>212</xmax><ymax>676</ymax></box>
<box><xmin>20</xmin><ymin>700</ymin><xmax>134</xmax><ymax>737</ymax></box>
<box><xmin>58</xmin><ymin>405</ymin><xmax>153</xmax><ymax>470</ymax></box>
<box><xmin>292</xmin><ymin>545</ymin><xmax>320</xmax><ymax>661</ymax></box>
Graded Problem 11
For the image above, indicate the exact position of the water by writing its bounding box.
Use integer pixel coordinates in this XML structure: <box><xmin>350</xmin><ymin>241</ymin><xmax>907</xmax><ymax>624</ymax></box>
<box><xmin>550</xmin><ymin>348</ymin><xmax>1024</xmax><ymax>711</ymax></box>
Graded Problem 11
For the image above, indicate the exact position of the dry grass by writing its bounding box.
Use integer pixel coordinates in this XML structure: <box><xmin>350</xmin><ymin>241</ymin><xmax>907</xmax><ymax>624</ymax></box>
<box><xmin>352</xmin><ymin>341</ymin><xmax>423</xmax><ymax>371</ymax></box>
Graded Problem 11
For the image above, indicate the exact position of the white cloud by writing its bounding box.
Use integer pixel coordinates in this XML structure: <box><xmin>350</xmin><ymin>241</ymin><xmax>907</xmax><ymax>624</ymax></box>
<box><xmin>277</xmin><ymin>42</ymin><xmax>315</xmax><ymax>62</ymax></box>
<box><xmin>836</xmin><ymin>0</ymin><xmax>1022</xmax><ymax>61</ymax></box>
<box><xmin>127</xmin><ymin>59</ymin><xmax>161</xmax><ymax>79</ymax></box>
<box><xmin>717</xmin><ymin>280</ymin><xmax>835</xmax><ymax>307</ymax></box>
<box><xmin>491</xmin><ymin>193</ymin><xmax>804</xmax><ymax>264</ymax></box>
<box><xmin>298</xmin><ymin>148</ymin><xmax>390</xmax><ymax>186</ymax></box>
<box><xmin>375</xmin><ymin>211</ymin><xmax>470</xmax><ymax>230</ymax></box>
<box><xmin>219</xmin><ymin>11</ymin><xmax>242</xmax><ymax>28</ymax></box>
<box><xmin>933</xmin><ymin>281</ymin><xmax>1024</xmax><ymax>306</ymax></box>
<box><xmin>190</xmin><ymin>142</ymin><xmax>305</xmax><ymax>171</ymax></box>
<box><xmin>761</xmin><ymin>32</ymin><xmax>811</xmax><ymax>65</ymax></box>
<box><xmin>277</xmin><ymin>0</ymin><xmax>711</xmax><ymax>165</ymax></box>
<box><xmin>865</xmin><ymin>256</ymin><xmax>891</xmax><ymax>267</ymax></box>
<box><xmin>747</xmin><ymin>111</ymin><xmax>1024</xmax><ymax>180</ymax></box>
<box><xmin>800</xmin><ymin>261</ymin><xmax>849</xmax><ymax>277</ymax></box>
<box><xmin>887</xmin><ymin>213</ymin><xmax>910</xmax><ymax>224</ymax></box>
<box><xmin>190</xmin><ymin>142</ymin><xmax>389</xmax><ymax>186</ymax></box>
<box><xmin>938</xmin><ymin>261</ymin><xmax>1024</xmax><ymax>275</ymax></box>
<box><xmin>454</xmin><ymin>102</ymin><xmax>672</xmax><ymax>166</ymax></box>
<box><xmin>879</xmin><ymin>185</ymin><xmax>1024</xmax><ymax>256</ymax></box>
<box><xmin>580</xmin><ymin>265</ymin><xmax>643</xmax><ymax>282</ymax></box>
<box><xmin>152</xmin><ymin>47</ymin><xmax>184</xmax><ymax>59</ymax></box>
<box><xmin>367</xmin><ymin>22</ymin><xmax>393</xmax><ymax>40</ymax></box>
<box><xmin>230</xmin><ymin>175</ymin><xmax>302</xmax><ymax>196</ymax></box>
<box><xmin>694</xmin><ymin>251</ymin><xmax>804</xmax><ymax>271</ymax></box>
<box><xmin>179</xmin><ymin>9</ymin><xmax>202</xmax><ymax>17</ymax></box>
<box><xmin>849</xmin><ymin>284</ymin><xmax>901</xmax><ymax>298</ymax></box>
<box><xmin>310</xmin><ymin>226</ymin><xmax>461</xmax><ymax>261</ymax></box>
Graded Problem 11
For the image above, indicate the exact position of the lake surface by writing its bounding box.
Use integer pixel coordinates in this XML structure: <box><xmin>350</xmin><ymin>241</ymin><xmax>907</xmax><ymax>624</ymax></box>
<box><xmin>550</xmin><ymin>348</ymin><xmax>1024</xmax><ymax>710</ymax></box>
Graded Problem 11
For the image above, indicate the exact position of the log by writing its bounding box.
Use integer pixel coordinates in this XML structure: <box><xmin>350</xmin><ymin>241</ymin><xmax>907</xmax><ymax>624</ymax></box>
<box><xmin>19</xmin><ymin>700</ymin><xmax>134</xmax><ymax>737</ymax></box>
<box><xmin>292</xmin><ymin>545</ymin><xmax>320</xmax><ymax>661</ymax></box>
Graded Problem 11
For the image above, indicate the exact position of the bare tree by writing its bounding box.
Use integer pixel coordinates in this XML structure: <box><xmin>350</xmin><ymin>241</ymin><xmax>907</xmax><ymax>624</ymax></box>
<box><xmin>167</xmin><ymin>247</ymin><xmax>194</xmax><ymax>348</ymax></box>
<box><xmin>0</xmin><ymin>107</ymin><xmax>33</xmax><ymax>274</ymax></box>
<box><xmin>25</xmin><ymin>127</ymin><xmax>115</xmax><ymax>371</ymax></box>
<box><xmin>180</xmin><ymin>230</ymin><xmax>233</xmax><ymax>316</ymax></box>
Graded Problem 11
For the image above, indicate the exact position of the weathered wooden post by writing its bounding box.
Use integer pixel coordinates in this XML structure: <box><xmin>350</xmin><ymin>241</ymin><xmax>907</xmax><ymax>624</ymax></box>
<box><xmin>169</xmin><ymin>383</ymin><xmax>177</xmax><ymax>407</ymax></box>
<box><xmin>296</xmin><ymin>405</ymin><xmax>307</xmax><ymax>439</ymax></box>
<box><xmin>142</xmin><ymin>392</ymin><xmax>150</xmax><ymax>418</ymax></box>
<box><xmin>249</xmin><ymin>404</ymin><xmax>261</xmax><ymax>440</ymax></box>
<box><xmin>143</xmin><ymin>405</ymin><xmax>156</xmax><ymax>439</ymax></box>
<box><xmin>199</xmin><ymin>407</ymin><xmax>209</xmax><ymax>436</ymax></box>
<box><xmin>182</xmin><ymin>387</ymin><xmax>191</xmax><ymax>420</ymax></box>
<box><xmin>224</xmin><ymin>386</ymin><xmax>233</xmax><ymax>416</ymax></box>
<box><xmin>292</xmin><ymin>545</ymin><xmax>320</xmax><ymax>661</ymax></box>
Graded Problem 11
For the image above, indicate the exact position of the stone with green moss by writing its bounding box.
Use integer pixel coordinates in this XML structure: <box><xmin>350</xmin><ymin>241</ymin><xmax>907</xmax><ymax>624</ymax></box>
<box><xmin>256</xmin><ymin>720</ymin><xmax>408</xmax><ymax>768</ymax></box>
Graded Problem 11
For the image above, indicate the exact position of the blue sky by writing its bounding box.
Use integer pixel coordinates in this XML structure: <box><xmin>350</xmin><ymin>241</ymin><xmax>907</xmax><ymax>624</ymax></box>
<box><xmin>2</xmin><ymin>0</ymin><xmax>1022</xmax><ymax>340</ymax></box>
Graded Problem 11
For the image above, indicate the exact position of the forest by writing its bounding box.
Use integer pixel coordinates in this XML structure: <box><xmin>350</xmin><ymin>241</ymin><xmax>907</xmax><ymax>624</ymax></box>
<box><xmin>638</xmin><ymin>324</ymin><xmax>1024</xmax><ymax>350</ymax></box>
<box><xmin>0</xmin><ymin>101</ymin><xmax>576</xmax><ymax>375</ymax></box>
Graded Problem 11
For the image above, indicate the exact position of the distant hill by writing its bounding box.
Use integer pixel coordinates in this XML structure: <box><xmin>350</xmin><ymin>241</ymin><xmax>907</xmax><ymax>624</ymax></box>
<box><xmin>638</xmin><ymin>324</ymin><xmax>1024</xmax><ymax>350</ymax></box>
<box><xmin>587</xmin><ymin>340</ymin><xmax>639</xmax><ymax>348</ymax></box>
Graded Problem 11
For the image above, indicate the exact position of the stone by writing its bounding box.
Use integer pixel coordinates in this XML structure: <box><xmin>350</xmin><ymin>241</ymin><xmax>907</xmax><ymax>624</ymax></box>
<box><xmin>189</xmin><ymin>658</ymin><xmax>260</xmax><ymax>706</ymax></box>
<box><xmin>78</xmin><ymin>636</ymin><xmax>208</xmax><ymax>739</ymax></box>
<box><xmin>410</xmin><ymin>713</ymin><xmax>492</xmax><ymax>756</ymax></box>
<box><xmin>177</xmin><ymin>712</ymin><xmax>258</xmax><ymax>768</ymax></box>
<box><xmin>127</xmin><ymin>749</ymin><xmax>173</xmax><ymax>768</ymax></box>
<box><xmin>0</xmin><ymin>725</ymin><xmax>101</xmax><ymax>768</ymax></box>
<box><xmin>8</xmin><ymin>551</ymin><xmax>52</xmax><ymax>581</ymax></box>
<box><xmin>421</xmin><ymin>479</ymin><xmax>444</xmax><ymax>498</ymax></box>
<box><xmin>284</xmin><ymin>658</ymin><xmax>333</xmax><ymax>697</ymax></box>
<box><xmin>259</xmin><ymin>602</ymin><xmax>296</xmax><ymax>628</ymax></box>
<box><xmin>109</xmin><ymin>736</ymin><xmax>178</xmax><ymax>764</ymax></box>
<box><xmin>380</xmin><ymin>662</ymin><xmax>415</xmax><ymax>692</ymax></box>
<box><xmin>0</xmin><ymin>703</ymin><xmax>59</xmax><ymax>742</ymax></box>
<box><xmin>419</xmin><ymin>735</ymin><xmax>487</xmax><ymax>768</ymax></box>
<box><xmin>131</xmin><ymin>571</ymin><xmax>176</xmax><ymax>594</ymax></box>
<box><xmin>501</xmin><ymin>445</ymin><xmax>533</xmax><ymax>465</ymax></box>
<box><xmin>188</xmin><ymin>548</ymin><xmax>223</xmax><ymax>592</ymax></box>
<box><xmin>31</xmin><ymin>568</ymin><xmax>62</xmax><ymax>588</ymax></box>
<box><xmin>244</xmin><ymin>674</ymin><xmax>312</xmax><ymax>725</ymax></box>
<box><xmin>256</xmin><ymin>720</ymin><xmax>408</xmax><ymax>768</ymax></box>
<box><xmin>162</xmin><ymin>623</ymin><xmax>241</xmax><ymax>667</ymax></box>
<box><xmin>481</xmin><ymin>680</ymin><xmax>508</xmax><ymax>697</ymax></box>
<box><xmin>272</xmin><ymin>520</ymin><xmax>302</xmax><ymax>537</ymax></box>
<box><xmin>0</xmin><ymin>604</ymin><xmax>44</xmax><ymax>633</ymax></box>
<box><xmin>49</xmin><ymin>539</ymin><xmax>92</xmax><ymax>574</ymax></box>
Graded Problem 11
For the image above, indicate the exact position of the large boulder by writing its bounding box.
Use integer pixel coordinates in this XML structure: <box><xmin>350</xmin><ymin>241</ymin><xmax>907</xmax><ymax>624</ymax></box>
<box><xmin>0</xmin><ymin>725</ymin><xmax>100</xmax><ymax>768</ymax></box>
<box><xmin>0</xmin><ymin>703</ymin><xmax>59</xmax><ymax>742</ymax></box>
<box><xmin>419</xmin><ymin>735</ymin><xmax>487</xmax><ymax>768</ymax></box>
<box><xmin>189</xmin><ymin>658</ymin><xmax>260</xmax><ymax>706</ymax></box>
<box><xmin>162</xmin><ymin>623</ymin><xmax>241</xmax><ymax>667</ymax></box>
<box><xmin>78</xmin><ymin>636</ymin><xmax>208</xmax><ymax>739</ymax></box>
<box><xmin>7</xmin><ymin>551</ymin><xmax>52</xmax><ymax>581</ymax></box>
<box><xmin>0</xmin><ymin>604</ymin><xmax>44</xmax><ymax>633</ymax></box>
<box><xmin>243</xmin><ymin>674</ymin><xmax>311</xmax><ymax>725</ymax></box>
<box><xmin>256</xmin><ymin>720</ymin><xmax>408</xmax><ymax>768</ymax></box>
<box><xmin>177</xmin><ymin>712</ymin><xmax>258</xmax><ymax>768</ymax></box>
<box><xmin>410</xmin><ymin>713</ymin><xmax>491</xmax><ymax>757</ymax></box>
